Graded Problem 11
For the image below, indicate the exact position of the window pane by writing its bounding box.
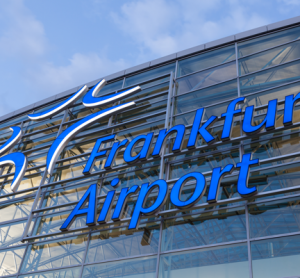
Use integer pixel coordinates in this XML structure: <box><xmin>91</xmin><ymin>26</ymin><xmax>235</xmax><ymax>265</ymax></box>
<box><xmin>0</xmin><ymin>246</ymin><xmax>26</xmax><ymax>276</ymax></box>
<box><xmin>238</xmin><ymin>26</ymin><xmax>300</xmax><ymax>57</ymax></box>
<box><xmin>251</xmin><ymin>234</ymin><xmax>300</xmax><ymax>278</ymax></box>
<box><xmin>0</xmin><ymin>220</ymin><xmax>27</xmax><ymax>248</ymax></box>
<box><xmin>86</xmin><ymin>222</ymin><xmax>159</xmax><ymax>263</ymax></box>
<box><xmin>21</xmin><ymin>235</ymin><xmax>88</xmax><ymax>272</ymax></box>
<box><xmin>124</xmin><ymin>63</ymin><xmax>175</xmax><ymax>87</ymax></box>
<box><xmin>159</xmin><ymin>244</ymin><xmax>249</xmax><ymax>278</ymax></box>
<box><xmin>82</xmin><ymin>256</ymin><xmax>157</xmax><ymax>278</ymax></box>
<box><xmin>239</xmin><ymin>40</ymin><xmax>300</xmax><ymax>75</ymax></box>
<box><xmin>177</xmin><ymin>45</ymin><xmax>235</xmax><ymax>77</ymax></box>
<box><xmin>162</xmin><ymin>207</ymin><xmax>246</xmax><ymax>251</ymax></box>
<box><xmin>0</xmin><ymin>198</ymin><xmax>33</xmax><ymax>222</ymax></box>
<box><xmin>240</xmin><ymin>59</ymin><xmax>300</xmax><ymax>95</ymax></box>
<box><xmin>176</xmin><ymin>61</ymin><xmax>236</xmax><ymax>95</ymax></box>
<box><xmin>169</xmin><ymin>149</ymin><xmax>240</xmax><ymax>180</ymax></box>
<box><xmin>25</xmin><ymin>116</ymin><xmax>62</xmax><ymax>134</ymax></box>
<box><xmin>249</xmin><ymin>197</ymin><xmax>300</xmax><ymax>238</ymax></box>
<box><xmin>19</xmin><ymin>267</ymin><xmax>82</xmax><ymax>278</ymax></box>
<box><xmin>174</xmin><ymin>80</ymin><xmax>237</xmax><ymax>115</ymax></box>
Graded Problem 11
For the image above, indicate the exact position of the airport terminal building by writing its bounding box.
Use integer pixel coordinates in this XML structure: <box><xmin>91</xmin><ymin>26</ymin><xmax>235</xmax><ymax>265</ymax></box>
<box><xmin>2</xmin><ymin>16</ymin><xmax>300</xmax><ymax>278</ymax></box>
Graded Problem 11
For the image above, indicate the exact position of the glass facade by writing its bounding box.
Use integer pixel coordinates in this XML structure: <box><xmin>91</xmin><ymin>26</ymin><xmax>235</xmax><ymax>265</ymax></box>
<box><xmin>1</xmin><ymin>23</ymin><xmax>300</xmax><ymax>278</ymax></box>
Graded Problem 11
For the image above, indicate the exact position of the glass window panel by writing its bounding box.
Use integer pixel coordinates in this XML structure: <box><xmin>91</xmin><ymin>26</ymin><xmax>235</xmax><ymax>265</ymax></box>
<box><xmin>249</xmin><ymin>197</ymin><xmax>300</xmax><ymax>238</ymax></box>
<box><xmin>101</xmin><ymin>165</ymin><xmax>160</xmax><ymax>195</ymax></box>
<box><xmin>82</xmin><ymin>256</ymin><xmax>157</xmax><ymax>278</ymax></box>
<box><xmin>239</xmin><ymin>40</ymin><xmax>300</xmax><ymax>75</ymax></box>
<box><xmin>114</xmin><ymin>99</ymin><xmax>167</xmax><ymax>124</ymax></box>
<box><xmin>1</xmin><ymin>169</ymin><xmax>44</xmax><ymax>194</ymax></box>
<box><xmin>86</xmin><ymin>222</ymin><xmax>159</xmax><ymax>263</ymax></box>
<box><xmin>0</xmin><ymin>220</ymin><xmax>27</xmax><ymax>248</ymax></box>
<box><xmin>238</xmin><ymin>26</ymin><xmax>300</xmax><ymax>57</ymax></box>
<box><xmin>24</xmin><ymin>116</ymin><xmax>62</xmax><ymax>134</ymax></box>
<box><xmin>244</xmin><ymin>132</ymin><xmax>300</xmax><ymax>164</ymax></box>
<box><xmin>251</xmin><ymin>234</ymin><xmax>300</xmax><ymax>278</ymax></box>
<box><xmin>0</xmin><ymin>198</ymin><xmax>33</xmax><ymax>222</ymax></box>
<box><xmin>174</xmin><ymin>80</ymin><xmax>237</xmax><ymax>115</ymax></box>
<box><xmin>176</xmin><ymin>61</ymin><xmax>236</xmax><ymax>95</ymax></box>
<box><xmin>169</xmin><ymin>149</ymin><xmax>240</xmax><ymax>180</ymax></box>
<box><xmin>0</xmin><ymin>114</ymin><xmax>28</xmax><ymax>132</ymax></box>
<box><xmin>177</xmin><ymin>45</ymin><xmax>235</xmax><ymax>77</ymax></box>
<box><xmin>93</xmin><ymin>79</ymin><xmax>123</xmax><ymax>98</ymax></box>
<box><xmin>0</xmin><ymin>130</ymin><xmax>13</xmax><ymax>144</ymax></box>
<box><xmin>162</xmin><ymin>207</ymin><xmax>246</xmax><ymax>251</ymax></box>
<box><xmin>21</xmin><ymin>235</ymin><xmax>88</xmax><ymax>273</ymax></box>
<box><xmin>240</xmin><ymin>59</ymin><xmax>300</xmax><ymax>95</ymax></box>
<box><xmin>17</xmin><ymin>132</ymin><xmax>57</xmax><ymax>152</ymax></box>
<box><xmin>18</xmin><ymin>267</ymin><xmax>81</xmax><ymax>278</ymax></box>
<box><xmin>121</xmin><ymin>82</ymin><xmax>169</xmax><ymax>104</ymax></box>
<box><xmin>50</xmin><ymin>161</ymin><xmax>87</xmax><ymax>183</ymax></box>
<box><xmin>32</xmin><ymin>210</ymin><xmax>88</xmax><ymax>236</ymax></box>
<box><xmin>124</xmin><ymin>63</ymin><xmax>175</xmax><ymax>87</ymax></box>
<box><xmin>0</xmin><ymin>246</ymin><xmax>26</xmax><ymax>276</ymax></box>
<box><xmin>159</xmin><ymin>244</ymin><xmax>248</xmax><ymax>278</ymax></box>
<box><xmin>238</xmin><ymin>162</ymin><xmax>300</xmax><ymax>200</ymax></box>
<box><xmin>41</xmin><ymin>181</ymin><xmax>94</xmax><ymax>210</ymax></box>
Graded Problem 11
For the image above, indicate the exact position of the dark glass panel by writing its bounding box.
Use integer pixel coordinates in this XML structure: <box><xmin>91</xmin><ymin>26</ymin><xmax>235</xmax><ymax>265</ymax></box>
<box><xmin>177</xmin><ymin>45</ymin><xmax>235</xmax><ymax>77</ymax></box>
<box><xmin>238</xmin><ymin>26</ymin><xmax>300</xmax><ymax>57</ymax></box>
<box><xmin>176</xmin><ymin>61</ymin><xmax>236</xmax><ymax>95</ymax></box>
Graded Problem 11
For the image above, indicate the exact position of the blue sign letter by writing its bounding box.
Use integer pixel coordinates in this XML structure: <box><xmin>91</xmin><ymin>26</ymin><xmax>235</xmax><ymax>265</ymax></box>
<box><xmin>129</xmin><ymin>180</ymin><xmax>168</xmax><ymax>229</ymax></box>
<box><xmin>60</xmin><ymin>183</ymin><xmax>97</xmax><ymax>231</ymax></box>
<box><xmin>236</xmin><ymin>153</ymin><xmax>259</xmax><ymax>197</ymax></box>
<box><xmin>283</xmin><ymin>93</ymin><xmax>300</xmax><ymax>126</ymax></box>
<box><xmin>170</xmin><ymin>172</ymin><xmax>206</xmax><ymax>209</ymax></box>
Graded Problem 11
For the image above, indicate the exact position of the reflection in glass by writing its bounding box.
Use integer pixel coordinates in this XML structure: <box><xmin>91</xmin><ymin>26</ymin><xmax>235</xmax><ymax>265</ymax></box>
<box><xmin>251</xmin><ymin>234</ymin><xmax>300</xmax><ymax>278</ymax></box>
<box><xmin>21</xmin><ymin>235</ymin><xmax>88</xmax><ymax>272</ymax></box>
<box><xmin>0</xmin><ymin>246</ymin><xmax>25</xmax><ymax>276</ymax></box>
<box><xmin>240</xmin><ymin>59</ymin><xmax>300</xmax><ymax>95</ymax></box>
<box><xmin>86</xmin><ymin>222</ymin><xmax>159</xmax><ymax>263</ymax></box>
<box><xmin>124</xmin><ymin>63</ymin><xmax>175</xmax><ymax>87</ymax></box>
<box><xmin>239</xmin><ymin>40</ymin><xmax>300</xmax><ymax>75</ymax></box>
<box><xmin>177</xmin><ymin>45</ymin><xmax>235</xmax><ymax>77</ymax></box>
<box><xmin>83</xmin><ymin>256</ymin><xmax>157</xmax><ymax>278</ymax></box>
<box><xmin>162</xmin><ymin>208</ymin><xmax>246</xmax><ymax>251</ymax></box>
<box><xmin>176</xmin><ymin>61</ymin><xmax>236</xmax><ymax>95</ymax></box>
<box><xmin>18</xmin><ymin>267</ymin><xmax>81</xmax><ymax>278</ymax></box>
<box><xmin>238</xmin><ymin>26</ymin><xmax>300</xmax><ymax>57</ymax></box>
<box><xmin>174</xmin><ymin>80</ymin><xmax>237</xmax><ymax>114</ymax></box>
<box><xmin>0</xmin><ymin>220</ymin><xmax>27</xmax><ymax>248</ymax></box>
<box><xmin>249</xmin><ymin>197</ymin><xmax>300</xmax><ymax>238</ymax></box>
<box><xmin>0</xmin><ymin>198</ymin><xmax>33</xmax><ymax>222</ymax></box>
<box><xmin>159</xmin><ymin>244</ymin><xmax>248</xmax><ymax>278</ymax></box>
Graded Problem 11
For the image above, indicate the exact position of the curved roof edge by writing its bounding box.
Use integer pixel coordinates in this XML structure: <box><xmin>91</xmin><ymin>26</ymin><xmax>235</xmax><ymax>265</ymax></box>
<box><xmin>2</xmin><ymin>15</ymin><xmax>300</xmax><ymax>124</ymax></box>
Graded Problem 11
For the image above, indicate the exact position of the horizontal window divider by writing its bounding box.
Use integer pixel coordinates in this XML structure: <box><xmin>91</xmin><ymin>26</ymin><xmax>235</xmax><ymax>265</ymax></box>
<box><xmin>0</xmin><ymin>186</ymin><xmax>38</xmax><ymax>199</ymax></box>
<box><xmin>122</xmin><ymin>72</ymin><xmax>171</xmax><ymax>91</ymax></box>
<box><xmin>160</xmin><ymin>239</ymin><xmax>247</xmax><ymax>256</ymax></box>
<box><xmin>164</xmin><ymin>118</ymin><xmax>300</xmax><ymax>161</ymax></box>
<box><xmin>161</xmin><ymin>203</ymin><xmax>246</xmax><ymax>221</ymax></box>
<box><xmin>158</xmin><ymin>183</ymin><xmax>300</xmax><ymax>217</ymax></box>
<box><xmin>0</xmin><ymin>217</ymin><xmax>29</xmax><ymax>226</ymax></box>
<box><xmin>0</xmin><ymin>167</ymin><xmax>45</xmax><ymax>180</ymax></box>
<box><xmin>250</xmin><ymin>230</ymin><xmax>300</xmax><ymax>243</ymax></box>
<box><xmin>239</xmin><ymin>56</ymin><xmax>300</xmax><ymax>78</ymax></box>
<box><xmin>22</xmin><ymin>144</ymin><xmax>51</xmax><ymax>155</ymax></box>
<box><xmin>22</xmin><ymin>217</ymin><xmax>158</xmax><ymax>242</ymax></box>
<box><xmin>0</xmin><ymin>243</ymin><xmax>27</xmax><ymax>252</ymax></box>
<box><xmin>22</xmin><ymin>124</ymin><xmax>61</xmax><ymax>138</ymax></box>
<box><xmin>111</xmin><ymin>99</ymin><xmax>167</xmax><ymax>116</ymax></box>
<box><xmin>168</xmin><ymin>145</ymin><xmax>239</xmax><ymax>165</ymax></box>
<box><xmin>176</xmin><ymin>59</ymin><xmax>236</xmax><ymax>81</ymax></box>
<box><xmin>18</xmin><ymin>264</ymin><xmax>82</xmax><ymax>276</ymax></box>
<box><xmin>84</xmin><ymin>253</ymin><xmax>158</xmax><ymax>267</ymax></box>
<box><xmin>238</xmin><ymin>36</ymin><xmax>300</xmax><ymax>60</ymax></box>
<box><xmin>247</xmin><ymin>191</ymin><xmax>300</xmax><ymax>206</ymax></box>
<box><xmin>0</xmin><ymin>194</ymin><xmax>36</xmax><ymax>207</ymax></box>
<box><xmin>174</xmin><ymin>78</ymin><xmax>237</xmax><ymax>98</ymax></box>
<box><xmin>133</xmin><ymin>90</ymin><xmax>169</xmax><ymax>104</ymax></box>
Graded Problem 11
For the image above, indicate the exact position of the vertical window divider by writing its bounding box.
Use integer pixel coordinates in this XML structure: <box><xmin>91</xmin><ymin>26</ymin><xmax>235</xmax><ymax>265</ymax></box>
<box><xmin>245</xmin><ymin>203</ymin><xmax>253</xmax><ymax>278</ymax></box>
<box><xmin>79</xmin><ymin>231</ymin><xmax>91</xmax><ymax>277</ymax></box>
<box><xmin>155</xmin><ymin>218</ymin><xmax>164</xmax><ymax>278</ymax></box>
<box><xmin>159</xmin><ymin>72</ymin><xmax>174</xmax><ymax>180</ymax></box>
